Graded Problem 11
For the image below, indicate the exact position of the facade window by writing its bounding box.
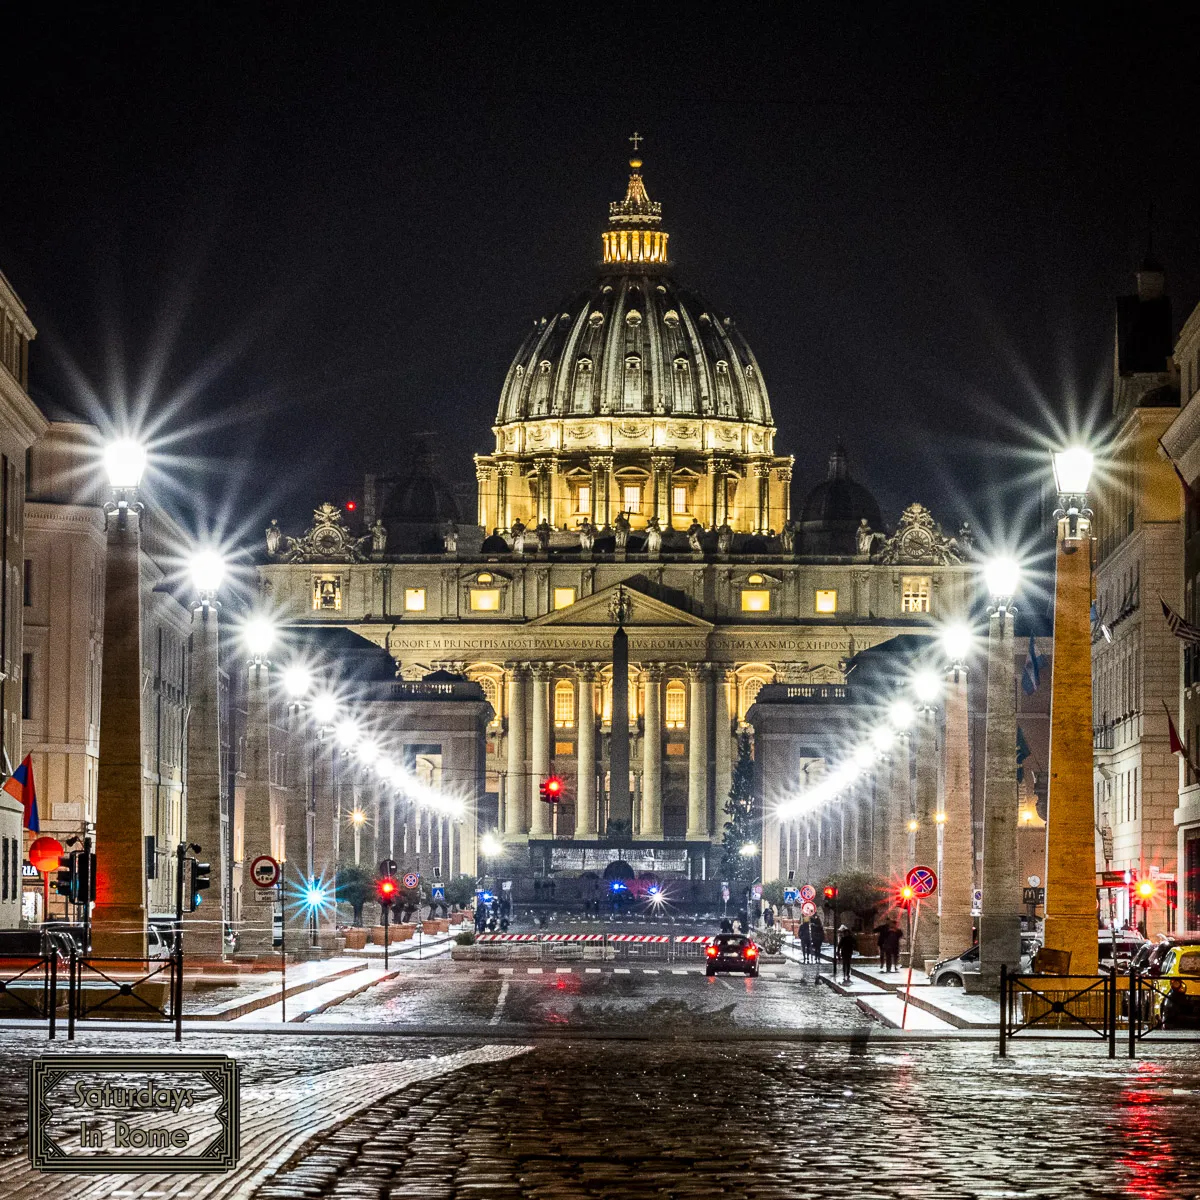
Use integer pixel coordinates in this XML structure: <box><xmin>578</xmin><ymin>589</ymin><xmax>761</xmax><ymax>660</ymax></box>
<box><xmin>554</xmin><ymin>679</ymin><xmax>575</xmax><ymax>728</ymax></box>
<box><xmin>577</xmin><ymin>484</ymin><xmax>591</xmax><ymax>514</ymax></box>
<box><xmin>623</xmin><ymin>484</ymin><xmax>642</xmax><ymax>514</ymax></box>
<box><xmin>665</xmin><ymin>680</ymin><xmax>687</xmax><ymax>728</ymax></box>
<box><xmin>470</xmin><ymin>588</ymin><xmax>501</xmax><ymax>612</ymax></box>
<box><xmin>313</xmin><ymin>574</ymin><xmax>342</xmax><ymax>611</ymax></box>
<box><xmin>21</xmin><ymin>653</ymin><xmax>31</xmax><ymax>720</ymax></box>
<box><xmin>815</xmin><ymin>589</ymin><xmax>838</xmax><ymax>614</ymax></box>
<box><xmin>553</xmin><ymin>587</ymin><xmax>577</xmax><ymax>610</ymax></box>
<box><xmin>901</xmin><ymin>576</ymin><xmax>932</xmax><ymax>613</ymax></box>
<box><xmin>740</xmin><ymin>677</ymin><xmax>766</xmax><ymax>720</ymax></box>
<box><xmin>23</xmin><ymin>560</ymin><xmax>31</xmax><ymax>607</ymax></box>
<box><xmin>741</xmin><ymin>589</ymin><xmax>771</xmax><ymax>612</ymax></box>
<box><xmin>404</xmin><ymin>588</ymin><xmax>427</xmax><ymax>612</ymax></box>
<box><xmin>673</xmin><ymin>485</ymin><xmax>688</xmax><ymax>514</ymax></box>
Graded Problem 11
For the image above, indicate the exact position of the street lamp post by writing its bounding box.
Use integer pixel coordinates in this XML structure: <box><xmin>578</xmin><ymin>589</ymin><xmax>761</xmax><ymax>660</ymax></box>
<box><xmin>183</xmin><ymin>549</ymin><xmax>227</xmax><ymax>960</ymax></box>
<box><xmin>939</xmin><ymin>624</ymin><xmax>975</xmax><ymax>961</ymax></box>
<box><xmin>911</xmin><ymin>669</ymin><xmax>942</xmax><ymax>968</ymax></box>
<box><xmin>886</xmin><ymin>700</ymin><xmax>915</xmax><ymax>882</ymax></box>
<box><xmin>91</xmin><ymin>439</ymin><xmax>150</xmax><ymax>958</ymax></box>
<box><xmin>240</xmin><ymin>615</ymin><xmax>278</xmax><ymax>958</ymax></box>
<box><xmin>1043</xmin><ymin>447</ymin><xmax>1099</xmax><ymax>975</ymax></box>
<box><xmin>979</xmin><ymin>557</ymin><xmax>1024</xmax><ymax>986</ymax></box>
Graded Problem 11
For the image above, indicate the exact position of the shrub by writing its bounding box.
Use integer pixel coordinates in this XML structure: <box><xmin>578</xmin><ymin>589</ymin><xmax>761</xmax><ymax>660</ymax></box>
<box><xmin>453</xmin><ymin>931</ymin><xmax>476</xmax><ymax>946</ymax></box>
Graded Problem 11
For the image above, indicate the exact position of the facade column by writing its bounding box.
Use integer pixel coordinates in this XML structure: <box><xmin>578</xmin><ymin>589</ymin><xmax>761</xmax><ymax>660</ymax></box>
<box><xmin>979</xmin><ymin>605</ymin><xmax>1023</xmax><ymax>982</ymax></box>
<box><xmin>498</xmin><ymin>464</ymin><xmax>512</xmax><ymax>532</ymax></box>
<box><xmin>590</xmin><ymin>455</ymin><xmax>613</xmax><ymax>527</ymax></box>
<box><xmin>651</xmin><ymin>455</ymin><xmax>673</xmax><ymax>528</ymax></box>
<box><xmin>687</xmin><ymin>665</ymin><xmax>709</xmax><ymax>839</ymax></box>
<box><xmin>182</xmin><ymin>599</ymin><xmax>224</xmax><ymax>959</ymax></box>
<box><xmin>641</xmin><ymin>665</ymin><xmax>663</xmax><ymax>838</ymax></box>
<box><xmin>91</xmin><ymin>504</ymin><xmax>147</xmax><ymax>958</ymax></box>
<box><xmin>575</xmin><ymin>665</ymin><xmax>598</xmax><ymax>839</ymax></box>
<box><xmin>939</xmin><ymin>663</ymin><xmax>974</xmax><ymax>960</ymax></box>
<box><xmin>504</xmin><ymin>664</ymin><xmax>528</xmax><ymax>840</ymax></box>
<box><xmin>713</xmin><ymin>669</ymin><xmax>735</xmax><ymax>826</ymax></box>
<box><xmin>753</xmin><ymin>462</ymin><xmax>770</xmax><ymax>533</ymax></box>
<box><xmin>534</xmin><ymin>459</ymin><xmax>551</xmax><ymax>527</ymax></box>
<box><xmin>240</xmin><ymin>659</ymin><xmax>277</xmax><ymax>956</ymax></box>
<box><xmin>529</xmin><ymin>665</ymin><xmax>552</xmax><ymax>838</ymax></box>
<box><xmin>912</xmin><ymin>706</ymin><xmax>941</xmax><ymax>967</ymax></box>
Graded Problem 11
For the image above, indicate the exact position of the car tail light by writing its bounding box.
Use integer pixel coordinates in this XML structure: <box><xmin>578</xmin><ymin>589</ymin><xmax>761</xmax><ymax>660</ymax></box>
<box><xmin>705</xmin><ymin>945</ymin><xmax>719</xmax><ymax>957</ymax></box>
<box><xmin>744</xmin><ymin>945</ymin><xmax>758</xmax><ymax>958</ymax></box>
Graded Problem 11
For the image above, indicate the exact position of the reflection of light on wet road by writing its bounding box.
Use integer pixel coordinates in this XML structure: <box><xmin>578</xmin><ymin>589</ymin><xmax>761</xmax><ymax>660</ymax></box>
<box><xmin>1119</xmin><ymin>1061</ymin><xmax>1173</xmax><ymax>1200</ymax></box>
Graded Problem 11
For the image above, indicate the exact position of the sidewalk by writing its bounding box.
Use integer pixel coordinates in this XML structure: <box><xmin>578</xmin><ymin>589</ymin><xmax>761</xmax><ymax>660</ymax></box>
<box><xmin>236</xmin><ymin>965</ymin><xmax>400</xmax><ymax>1023</ymax></box>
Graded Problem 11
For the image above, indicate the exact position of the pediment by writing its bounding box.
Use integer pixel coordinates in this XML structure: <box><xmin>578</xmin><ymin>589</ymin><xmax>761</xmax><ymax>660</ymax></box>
<box><xmin>529</xmin><ymin>582</ymin><xmax>713</xmax><ymax>630</ymax></box>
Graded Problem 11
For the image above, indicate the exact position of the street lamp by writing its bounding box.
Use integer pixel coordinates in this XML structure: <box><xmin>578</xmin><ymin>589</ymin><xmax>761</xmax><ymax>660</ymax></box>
<box><xmin>243</xmin><ymin>615</ymin><xmax>276</xmax><ymax>664</ymax></box>
<box><xmin>311</xmin><ymin>692</ymin><xmax>338</xmax><ymax>727</ymax></box>
<box><xmin>91</xmin><ymin>437</ymin><xmax>152</xmax><ymax>957</ymax></box>
<box><xmin>941</xmin><ymin>622</ymin><xmax>973</xmax><ymax>667</ymax></box>
<box><xmin>282</xmin><ymin>664</ymin><xmax>312</xmax><ymax>701</ymax></box>
<box><xmin>940</xmin><ymin>619</ymin><xmax>974</xmax><ymax>960</ymax></box>
<box><xmin>888</xmin><ymin>699</ymin><xmax>916</xmax><ymax>731</ymax></box>
<box><xmin>335</xmin><ymin>719</ymin><xmax>361</xmax><ymax>750</ymax></box>
<box><xmin>1043</xmin><ymin>445</ymin><xmax>1098</xmax><ymax>974</ymax></box>
<box><xmin>912</xmin><ymin>668</ymin><xmax>943</xmax><ymax>706</ymax></box>
<box><xmin>979</xmin><ymin>553</ymin><xmax>1024</xmax><ymax>984</ymax></box>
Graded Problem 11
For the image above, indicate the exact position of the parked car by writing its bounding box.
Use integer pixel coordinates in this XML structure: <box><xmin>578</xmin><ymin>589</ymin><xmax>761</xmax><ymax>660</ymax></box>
<box><xmin>146</xmin><ymin>926</ymin><xmax>172</xmax><ymax>960</ymax></box>
<box><xmin>1131</xmin><ymin>932</ymin><xmax>1200</xmax><ymax>978</ymax></box>
<box><xmin>1098</xmin><ymin>930</ymin><xmax>1147</xmax><ymax>971</ymax></box>
<box><xmin>705</xmin><ymin>933</ymin><xmax>760</xmax><ymax>978</ymax></box>
<box><xmin>1154</xmin><ymin>945</ymin><xmax>1200</xmax><ymax>1029</ymax></box>
<box><xmin>929</xmin><ymin>934</ymin><xmax>1039</xmax><ymax>986</ymax></box>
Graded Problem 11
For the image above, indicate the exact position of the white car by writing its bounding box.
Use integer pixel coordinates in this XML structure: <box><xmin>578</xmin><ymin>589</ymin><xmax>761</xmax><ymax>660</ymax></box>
<box><xmin>929</xmin><ymin>935</ymin><xmax>1039</xmax><ymax>986</ymax></box>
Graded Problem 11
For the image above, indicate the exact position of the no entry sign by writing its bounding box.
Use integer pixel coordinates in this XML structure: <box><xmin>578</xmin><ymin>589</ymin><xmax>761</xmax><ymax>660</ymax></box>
<box><xmin>906</xmin><ymin>865</ymin><xmax>938</xmax><ymax>898</ymax></box>
<box><xmin>801</xmin><ymin>900</ymin><xmax>817</xmax><ymax>918</ymax></box>
<box><xmin>250</xmin><ymin>855</ymin><xmax>279</xmax><ymax>888</ymax></box>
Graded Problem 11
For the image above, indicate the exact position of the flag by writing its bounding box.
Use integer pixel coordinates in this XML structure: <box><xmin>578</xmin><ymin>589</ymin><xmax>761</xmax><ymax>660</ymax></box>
<box><xmin>2</xmin><ymin>754</ymin><xmax>38</xmax><ymax>832</ymax></box>
<box><xmin>1163</xmin><ymin>702</ymin><xmax>1200</xmax><ymax>783</ymax></box>
<box><xmin>1161</xmin><ymin>596</ymin><xmax>1200</xmax><ymax>646</ymax></box>
<box><xmin>1021</xmin><ymin>635</ymin><xmax>1046</xmax><ymax>695</ymax></box>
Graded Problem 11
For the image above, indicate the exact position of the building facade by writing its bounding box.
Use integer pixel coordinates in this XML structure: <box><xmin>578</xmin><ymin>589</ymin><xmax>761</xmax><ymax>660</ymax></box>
<box><xmin>1093</xmin><ymin>261</ymin><xmax>1182</xmax><ymax>936</ymax></box>
<box><xmin>259</xmin><ymin>156</ymin><xmax>976</xmax><ymax>894</ymax></box>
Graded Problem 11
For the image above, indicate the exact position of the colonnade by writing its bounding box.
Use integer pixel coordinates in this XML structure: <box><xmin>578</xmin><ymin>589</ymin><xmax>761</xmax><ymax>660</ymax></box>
<box><xmin>499</xmin><ymin>660</ymin><xmax>737</xmax><ymax>841</ymax></box>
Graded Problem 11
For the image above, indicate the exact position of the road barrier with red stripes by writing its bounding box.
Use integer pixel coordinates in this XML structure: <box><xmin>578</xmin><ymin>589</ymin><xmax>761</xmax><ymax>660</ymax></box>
<box><xmin>461</xmin><ymin>932</ymin><xmax>720</xmax><ymax>962</ymax></box>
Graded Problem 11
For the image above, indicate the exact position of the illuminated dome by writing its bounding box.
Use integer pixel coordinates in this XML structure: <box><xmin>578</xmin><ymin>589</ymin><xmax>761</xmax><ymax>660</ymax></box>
<box><xmin>476</xmin><ymin>148</ymin><xmax>793</xmax><ymax>537</ymax></box>
<box><xmin>495</xmin><ymin>163</ymin><xmax>772</xmax><ymax>429</ymax></box>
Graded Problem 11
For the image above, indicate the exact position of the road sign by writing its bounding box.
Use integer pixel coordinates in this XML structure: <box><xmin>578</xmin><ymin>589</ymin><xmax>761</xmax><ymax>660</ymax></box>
<box><xmin>501</xmin><ymin>880</ymin><xmax>512</xmax><ymax>892</ymax></box>
<box><xmin>801</xmin><ymin>900</ymin><xmax>817</xmax><ymax>918</ymax></box>
<box><xmin>402</xmin><ymin>872</ymin><xmax>419</xmax><ymax>889</ymax></box>
<box><xmin>906</xmin><ymin>865</ymin><xmax>937</xmax><ymax>898</ymax></box>
<box><xmin>431</xmin><ymin>884</ymin><xmax>445</xmax><ymax>901</ymax></box>
<box><xmin>1023</xmin><ymin>886</ymin><xmax>1045</xmax><ymax>905</ymax></box>
<box><xmin>721</xmin><ymin>885</ymin><xmax>730</xmax><ymax>903</ymax></box>
<box><xmin>250</xmin><ymin>855</ymin><xmax>279</xmax><ymax>888</ymax></box>
<box><xmin>379</xmin><ymin>858</ymin><xmax>398</xmax><ymax>876</ymax></box>
<box><xmin>799</xmin><ymin>883</ymin><xmax>816</xmax><ymax>902</ymax></box>
<box><xmin>783</xmin><ymin>888</ymin><xmax>799</xmax><ymax>905</ymax></box>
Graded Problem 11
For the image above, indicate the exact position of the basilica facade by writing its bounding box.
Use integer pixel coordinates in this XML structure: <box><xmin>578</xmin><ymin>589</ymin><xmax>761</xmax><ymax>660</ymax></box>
<box><xmin>258</xmin><ymin>155</ymin><xmax>974</xmax><ymax>891</ymax></box>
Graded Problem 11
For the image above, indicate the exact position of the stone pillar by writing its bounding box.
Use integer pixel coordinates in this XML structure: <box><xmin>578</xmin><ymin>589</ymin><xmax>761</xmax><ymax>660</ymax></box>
<box><xmin>912</xmin><ymin>706</ymin><xmax>941</xmax><ymax>966</ymax></box>
<box><xmin>753</xmin><ymin>463</ymin><xmax>770</xmax><ymax>533</ymax></box>
<box><xmin>504</xmin><ymin>665</ymin><xmax>528</xmax><ymax>839</ymax></box>
<box><xmin>1043</xmin><ymin>513</ymin><xmax>1100</xmax><ymax>974</ymax></box>
<box><xmin>498</xmin><ymin>464</ymin><xmax>511</xmax><ymax>532</ymax></box>
<box><xmin>529</xmin><ymin>666</ymin><xmax>552</xmax><ymax>838</ymax></box>
<box><xmin>282</xmin><ymin>708</ymin><xmax>312</xmax><ymax>943</ymax></box>
<box><xmin>886</xmin><ymin>735</ymin><xmax>911</xmax><ymax>883</ymax></box>
<box><xmin>979</xmin><ymin>606</ymin><xmax>1023</xmax><ymax>982</ymax></box>
<box><xmin>641</xmin><ymin>665</ymin><xmax>663</xmax><ymax>838</ymax></box>
<box><xmin>91</xmin><ymin>506</ymin><xmax>148</xmax><ymax>959</ymax></box>
<box><xmin>182</xmin><ymin>600</ymin><xmax>224</xmax><ymax>959</ymax></box>
<box><xmin>713</xmin><ymin>669</ymin><xmax>734</xmax><ymax>827</ymax></box>
<box><xmin>310</xmin><ymin>729</ymin><xmax>338</xmax><ymax>949</ymax></box>
<box><xmin>939</xmin><ymin>664</ymin><xmax>974</xmax><ymax>960</ymax></box>
<box><xmin>238</xmin><ymin>661</ymin><xmax>277</xmax><ymax>956</ymax></box>
<box><xmin>687</xmin><ymin>666</ymin><xmax>709</xmax><ymax>839</ymax></box>
<box><xmin>590</xmin><ymin>455</ymin><xmax>613</xmax><ymax>527</ymax></box>
<box><xmin>575</xmin><ymin>666</ymin><xmax>598</xmax><ymax>839</ymax></box>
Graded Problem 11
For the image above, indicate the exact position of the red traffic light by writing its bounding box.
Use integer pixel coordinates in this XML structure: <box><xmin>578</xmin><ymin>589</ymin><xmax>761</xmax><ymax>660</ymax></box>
<box><xmin>1133</xmin><ymin>878</ymin><xmax>1156</xmax><ymax>905</ymax></box>
<box><xmin>540</xmin><ymin>775</ymin><xmax>564</xmax><ymax>803</ymax></box>
<box><xmin>377</xmin><ymin>877</ymin><xmax>398</xmax><ymax>900</ymax></box>
<box><xmin>899</xmin><ymin>884</ymin><xmax>916</xmax><ymax>906</ymax></box>
<box><xmin>823</xmin><ymin>885</ymin><xmax>838</xmax><ymax>901</ymax></box>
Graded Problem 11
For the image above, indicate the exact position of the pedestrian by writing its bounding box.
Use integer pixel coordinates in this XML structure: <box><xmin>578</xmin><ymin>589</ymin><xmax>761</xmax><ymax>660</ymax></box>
<box><xmin>810</xmin><ymin>916</ymin><xmax>825</xmax><ymax>965</ymax></box>
<box><xmin>874</xmin><ymin>918</ymin><xmax>898</xmax><ymax>972</ymax></box>
<box><xmin>764</xmin><ymin>905</ymin><xmax>775</xmax><ymax>929</ymax></box>
<box><xmin>837</xmin><ymin>925</ymin><xmax>855</xmax><ymax>983</ymax></box>
<box><xmin>798</xmin><ymin>918</ymin><xmax>813</xmax><ymax>963</ymax></box>
<box><xmin>474</xmin><ymin>901</ymin><xmax>487</xmax><ymax>934</ymax></box>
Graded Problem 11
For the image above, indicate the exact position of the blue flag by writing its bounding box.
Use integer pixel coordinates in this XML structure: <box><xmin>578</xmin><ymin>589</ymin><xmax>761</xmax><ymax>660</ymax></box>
<box><xmin>1021</xmin><ymin>635</ymin><xmax>1045</xmax><ymax>695</ymax></box>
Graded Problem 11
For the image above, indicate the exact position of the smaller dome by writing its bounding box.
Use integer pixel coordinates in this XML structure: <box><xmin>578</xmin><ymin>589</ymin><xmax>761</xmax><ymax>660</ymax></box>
<box><xmin>799</xmin><ymin>444</ymin><xmax>882</xmax><ymax>556</ymax></box>
<box><xmin>481</xmin><ymin>531</ymin><xmax>510</xmax><ymax>555</ymax></box>
<box><xmin>381</xmin><ymin>443</ymin><xmax>461</xmax><ymax>527</ymax></box>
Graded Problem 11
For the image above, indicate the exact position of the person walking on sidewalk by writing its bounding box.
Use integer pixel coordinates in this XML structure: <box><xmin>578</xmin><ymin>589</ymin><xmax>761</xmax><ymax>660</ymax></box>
<box><xmin>810</xmin><ymin>916</ymin><xmax>825</xmax><ymax>966</ymax></box>
<box><xmin>837</xmin><ymin>925</ymin><xmax>856</xmax><ymax>984</ymax></box>
<box><xmin>798</xmin><ymin>919</ymin><xmax>813</xmax><ymax>963</ymax></box>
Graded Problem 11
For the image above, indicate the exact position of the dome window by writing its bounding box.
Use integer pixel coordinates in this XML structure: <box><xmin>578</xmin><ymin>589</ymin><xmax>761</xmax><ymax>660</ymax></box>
<box><xmin>477</xmin><ymin>572</ymin><xmax>494</xmax><ymax>584</ymax></box>
<box><xmin>625</xmin><ymin>308</ymin><xmax>643</xmax><ymax>327</ymax></box>
<box><xmin>664</xmin><ymin>309</ymin><xmax>681</xmax><ymax>327</ymax></box>
<box><xmin>673</xmin><ymin>358</ymin><xmax>688</xmax><ymax>372</ymax></box>
<box><xmin>577</xmin><ymin>357</ymin><xmax>593</xmax><ymax>373</ymax></box>
<box><xmin>715</xmin><ymin>360</ymin><xmax>730</xmax><ymax>375</ymax></box>
<box><xmin>539</xmin><ymin>360</ymin><xmax>552</xmax><ymax>374</ymax></box>
<box><xmin>589</xmin><ymin>311</ymin><xmax>605</xmax><ymax>328</ymax></box>
<box><xmin>625</xmin><ymin>355</ymin><xmax>641</xmax><ymax>372</ymax></box>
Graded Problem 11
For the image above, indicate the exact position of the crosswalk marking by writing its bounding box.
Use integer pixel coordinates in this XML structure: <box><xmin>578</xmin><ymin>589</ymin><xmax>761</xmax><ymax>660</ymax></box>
<box><xmin>555</xmin><ymin>967</ymin><xmax>572</xmax><ymax>973</ymax></box>
<box><xmin>585</xmin><ymin>967</ymin><xmax>601</xmax><ymax>973</ymax></box>
<box><xmin>526</xmin><ymin>967</ymin><xmax>543</xmax><ymax>974</ymax></box>
<box><xmin>614</xmin><ymin>968</ymin><xmax>630</xmax><ymax>974</ymax></box>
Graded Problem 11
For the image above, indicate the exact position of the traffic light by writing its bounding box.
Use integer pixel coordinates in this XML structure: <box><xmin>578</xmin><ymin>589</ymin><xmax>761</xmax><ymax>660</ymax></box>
<box><xmin>377</xmin><ymin>875</ymin><xmax>398</xmax><ymax>904</ymax></box>
<box><xmin>1166</xmin><ymin>880</ymin><xmax>1179</xmax><ymax>909</ymax></box>
<box><xmin>1132</xmin><ymin>877</ymin><xmax>1156</xmax><ymax>908</ymax></box>
<box><xmin>78</xmin><ymin>851</ymin><xmax>96</xmax><ymax>903</ymax></box>
<box><xmin>823</xmin><ymin>884</ymin><xmax>838</xmax><ymax>903</ymax></box>
<box><xmin>540</xmin><ymin>775</ymin><xmax>564</xmax><ymax>803</ymax></box>
<box><xmin>55</xmin><ymin>852</ymin><xmax>78</xmax><ymax>901</ymax></box>
<box><xmin>188</xmin><ymin>859</ymin><xmax>212</xmax><ymax>912</ymax></box>
<box><xmin>899</xmin><ymin>884</ymin><xmax>916</xmax><ymax>908</ymax></box>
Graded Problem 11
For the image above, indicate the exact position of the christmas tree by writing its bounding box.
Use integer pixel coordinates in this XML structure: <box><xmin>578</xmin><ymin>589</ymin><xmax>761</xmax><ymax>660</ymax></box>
<box><xmin>721</xmin><ymin>730</ymin><xmax>758</xmax><ymax>879</ymax></box>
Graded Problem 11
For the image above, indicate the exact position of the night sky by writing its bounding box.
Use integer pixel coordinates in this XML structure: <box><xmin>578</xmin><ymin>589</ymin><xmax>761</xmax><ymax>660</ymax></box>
<box><xmin>3</xmin><ymin>7</ymin><xmax>1199</xmax><ymax>555</ymax></box>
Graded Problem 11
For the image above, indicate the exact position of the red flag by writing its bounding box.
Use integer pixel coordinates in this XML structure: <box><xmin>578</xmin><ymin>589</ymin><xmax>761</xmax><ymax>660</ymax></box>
<box><xmin>2</xmin><ymin>754</ymin><xmax>38</xmax><ymax>831</ymax></box>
